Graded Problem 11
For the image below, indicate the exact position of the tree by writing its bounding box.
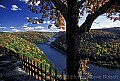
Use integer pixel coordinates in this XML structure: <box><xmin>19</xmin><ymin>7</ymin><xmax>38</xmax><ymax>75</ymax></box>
<box><xmin>27</xmin><ymin>0</ymin><xmax>120</xmax><ymax>80</ymax></box>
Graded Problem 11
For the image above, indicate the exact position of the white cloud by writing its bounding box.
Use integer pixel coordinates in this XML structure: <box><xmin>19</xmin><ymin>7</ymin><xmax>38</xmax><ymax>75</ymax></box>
<box><xmin>22</xmin><ymin>23</ymin><xmax>29</xmax><ymax>28</ymax></box>
<box><xmin>43</xmin><ymin>21</ymin><xmax>47</xmax><ymax>24</ymax></box>
<box><xmin>110</xmin><ymin>21</ymin><xmax>120</xmax><ymax>26</ymax></box>
<box><xmin>52</xmin><ymin>21</ymin><xmax>55</xmax><ymax>23</ymax></box>
<box><xmin>35</xmin><ymin>17</ymin><xmax>39</xmax><ymax>19</ymax></box>
<box><xmin>10</xmin><ymin>27</ymin><xmax>15</xmax><ymax>28</ymax></box>
<box><xmin>25</xmin><ymin>23</ymin><xmax>29</xmax><ymax>25</ymax></box>
<box><xmin>23</xmin><ymin>27</ymin><xmax>34</xmax><ymax>31</ymax></box>
<box><xmin>51</xmin><ymin>25</ymin><xmax>57</xmax><ymax>28</ymax></box>
<box><xmin>47</xmin><ymin>21</ymin><xmax>50</xmax><ymax>24</ymax></box>
<box><xmin>12</xmin><ymin>29</ymin><xmax>17</xmax><ymax>31</ymax></box>
<box><xmin>26</xmin><ymin>17</ymin><xmax>29</xmax><ymax>19</ymax></box>
<box><xmin>16</xmin><ymin>30</ymin><xmax>21</xmax><ymax>32</ymax></box>
<box><xmin>19</xmin><ymin>0</ymin><xmax>29</xmax><ymax>3</ymax></box>
<box><xmin>2</xmin><ymin>27</ymin><xmax>6</xmax><ymax>28</ymax></box>
<box><xmin>35</xmin><ymin>26</ymin><xmax>44</xmax><ymax>29</ymax></box>
<box><xmin>0</xmin><ymin>5</ymin><xmax>6</xmax><ymax>9</ymax></box>
<box><xmin>11</xmin><ymin>5</ymin><xmax>22</xmax><ymax>11</ymax></box>
<box><xmin>91</xmin><ymin>16</ymin><xmax>120</xmax><ymax>29</ymax></box>
<box><xmin>2</xmin><ymin>31</ymin><xmax>9</xmax><ymax>32</ymax></box>
<box><xmin>12</xmin><ymin>29</ymin><xmax>21</xmax><ymax>32</ymax></box>
<box><xmin>41</xmin><ymin>28</ymin><xmax>47</xmax><ymax>31</ymax></box>
<box><xmin>22</xmin><ymin>25</ymin><xmax>27</xmax><ymax>28</ymax></box>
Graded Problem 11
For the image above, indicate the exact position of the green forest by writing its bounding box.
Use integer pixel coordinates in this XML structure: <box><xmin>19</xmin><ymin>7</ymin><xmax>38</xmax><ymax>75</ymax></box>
<box><xmin>50</xmin><ymin>28</ymin><xmax>120</xmax><ymax>69</ymax></box>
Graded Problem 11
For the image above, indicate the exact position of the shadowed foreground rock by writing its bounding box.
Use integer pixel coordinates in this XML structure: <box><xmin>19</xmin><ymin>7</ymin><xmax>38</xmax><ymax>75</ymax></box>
<box><xmin>0</xmin><ymin>54</ymin><xmax>40</xmax><ymax>81</ymax></box>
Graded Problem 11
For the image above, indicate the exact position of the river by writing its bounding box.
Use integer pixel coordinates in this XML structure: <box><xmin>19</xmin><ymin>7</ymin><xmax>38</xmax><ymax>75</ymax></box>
<box><xmin>38</xmin><ymin>38</ymin><xmax>120</xmax><ymax>81</ymax></box>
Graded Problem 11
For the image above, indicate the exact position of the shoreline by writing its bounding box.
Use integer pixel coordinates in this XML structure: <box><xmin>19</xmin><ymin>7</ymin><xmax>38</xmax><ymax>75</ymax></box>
<box><xmin>48</xmin><ymin>44</ymin><xmax>120</xmax><ymax>70</ymax></box>
<box><xmin>89</xmin><ymin>61</ymin><xmax>120</xmax><ymax>69</ymax></box>
<box><xmin>49</xmin><ymin>44</ymin><xmax>66</xmax><ymax>55</ymax></box>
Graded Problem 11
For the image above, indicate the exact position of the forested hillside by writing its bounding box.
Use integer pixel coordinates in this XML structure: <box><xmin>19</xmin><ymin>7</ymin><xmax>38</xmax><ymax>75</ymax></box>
<box><xmin>7</xmin><ymin>31</ymin><xmax>55</xmax><ymax>44</ymax></box>
<box><xmin>50</xmin><ymin>28</ymin><xmax>120</xmax><ymax>68</ymax></box>
<box><xmin>0</xmin><ymin>32</ymin><xmax>55</xmax><ymax>69</ymax></box>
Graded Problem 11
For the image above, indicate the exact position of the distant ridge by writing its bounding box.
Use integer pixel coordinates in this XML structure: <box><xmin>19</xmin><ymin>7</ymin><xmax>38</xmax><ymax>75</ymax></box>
<box><xmin>53</xmin><ymin>31</ymin><xmax>65</xmax><ymax>38</ymax></box>
<box><xmin>101</xmin><ymin>27</ymin><xmax>120</xmax><ymax>30</ymax></box>
<box><xmin>54</xmin><ymin>27</ymin><xmax>120</xmax><ymax>38</ymax></box>
<box><xmin>99</xmin><ymin>27</ymin><xmax>120</xmax><ymax>37</ymax></box>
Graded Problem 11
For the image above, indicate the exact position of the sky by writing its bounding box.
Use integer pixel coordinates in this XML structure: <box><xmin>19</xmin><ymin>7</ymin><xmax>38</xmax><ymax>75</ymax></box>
<box><xmin>0</xmin><ymin>0</ymin><xmax>120</xmax><ymax>32</ymax></box>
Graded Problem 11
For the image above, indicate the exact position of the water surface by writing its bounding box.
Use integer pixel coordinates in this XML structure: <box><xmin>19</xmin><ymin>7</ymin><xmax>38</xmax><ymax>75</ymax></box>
<box><xmin>38</xmin><ymin>38</ymin><xmax>120</xmax><ymax>81</ymax></box>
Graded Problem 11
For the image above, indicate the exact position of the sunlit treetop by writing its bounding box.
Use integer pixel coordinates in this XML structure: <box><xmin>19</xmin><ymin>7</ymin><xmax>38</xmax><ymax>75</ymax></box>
<box><xmin>27</xmin><ymin>0</ymin><xmax>120</xmax><ymax>30</ymax></box>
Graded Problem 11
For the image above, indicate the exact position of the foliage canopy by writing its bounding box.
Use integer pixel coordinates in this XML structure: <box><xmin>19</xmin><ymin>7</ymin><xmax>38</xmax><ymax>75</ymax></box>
<box><xmin>27</xmin><ymin>0</ymin><xmax>120</xmax><ymax>30</ymax></box>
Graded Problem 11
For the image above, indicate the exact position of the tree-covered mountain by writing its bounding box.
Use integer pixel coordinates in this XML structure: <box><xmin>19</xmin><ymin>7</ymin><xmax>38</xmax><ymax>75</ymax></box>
<box><xmin>0</xmin><ymin>32</ymin><xmax>55</xmax><ymax>69</ymax></box>
<box><xmin>7</xmin><ymin>31</ymin><xmax>56</xmax><ymax>44</ymax></box>
<box><xmin>50</xmin><ymin>27</ymin><xmax>120</xmax><ymax>68</ymax></box>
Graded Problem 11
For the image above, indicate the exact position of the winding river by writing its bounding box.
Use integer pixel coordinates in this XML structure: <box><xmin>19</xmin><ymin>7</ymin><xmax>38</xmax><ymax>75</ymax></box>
<box><xmin>38</xmin><ymin>38</ymin><xmax>120</xmax><ymax>81</ymax></box>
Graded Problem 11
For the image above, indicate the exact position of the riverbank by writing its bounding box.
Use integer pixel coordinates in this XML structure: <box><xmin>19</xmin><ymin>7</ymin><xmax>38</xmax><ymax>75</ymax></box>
<box><xmin>38</xmin><ymin>44</ymin><xmax>66</xmax><ymax>73</ymax></box>
<box><xmin>50</xmin><ymin>44</ymin><xmax>66</xmax><ymax>55</ymax></box>
<box><xmin>50</xmin><ymin>29</ymin><xmax>120</xmax><ymax>70</ymax></box>
<box><xmin>38</xmin><ymin>42</ymin><xmax>120</xmax><ymax>81</ymax></box>
<box><xmin>89</xmin><ymin>61</ymin><xmax>120</xmax><ymax>69</ymax></box>
<box><xmin>49</xmin><ymin>43</ymin><xmax>120</xmax><ymax>70</ymax></box>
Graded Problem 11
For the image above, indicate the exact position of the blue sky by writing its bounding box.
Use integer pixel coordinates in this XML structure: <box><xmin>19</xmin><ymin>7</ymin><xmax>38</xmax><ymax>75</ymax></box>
<box><xmin>0</xmin><ymin>0</ymin><xmax>120</xmax><ymax>32</ymax></box>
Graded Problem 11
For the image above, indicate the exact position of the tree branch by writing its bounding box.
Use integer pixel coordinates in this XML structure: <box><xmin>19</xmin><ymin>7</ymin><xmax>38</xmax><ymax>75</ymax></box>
<box><xmin>78</xmin><ymin>0</ymin><xmax>120</xmax><ymax>34</ymax></box>
<box><xmin>51</xmin><ymin>0</ymin><xmax>68</xmax><ymax>20</ymax></box>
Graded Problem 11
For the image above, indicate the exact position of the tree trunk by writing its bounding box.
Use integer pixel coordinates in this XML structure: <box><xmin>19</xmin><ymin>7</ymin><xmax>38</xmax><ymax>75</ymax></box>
<box><xmin>66</xmin><ymin>5</ymin><xmax>82</xmax><ymax>81</ymax></box>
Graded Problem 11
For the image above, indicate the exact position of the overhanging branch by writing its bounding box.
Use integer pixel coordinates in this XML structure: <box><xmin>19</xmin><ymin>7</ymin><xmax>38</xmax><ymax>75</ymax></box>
<box><xmin>78</xmin><ymin>0</ymin><xmax>120</xmax><ymax>34</ymax></box>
